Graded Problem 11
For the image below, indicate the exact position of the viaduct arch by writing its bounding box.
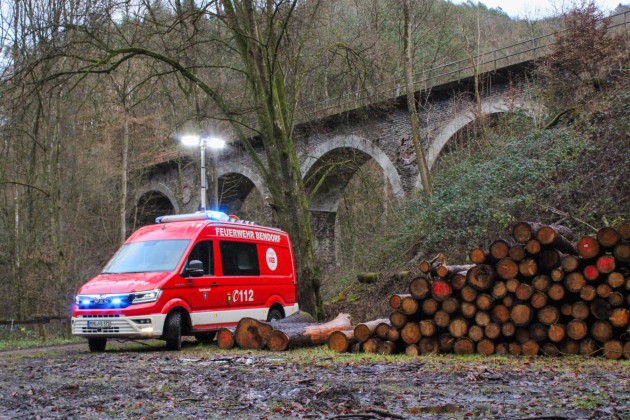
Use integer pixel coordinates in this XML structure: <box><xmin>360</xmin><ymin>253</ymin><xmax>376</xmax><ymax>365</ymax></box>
<box><xmin>137</xmin><ymin>66</ymin><xmax>543</xmax><ymax>264</ymax></box>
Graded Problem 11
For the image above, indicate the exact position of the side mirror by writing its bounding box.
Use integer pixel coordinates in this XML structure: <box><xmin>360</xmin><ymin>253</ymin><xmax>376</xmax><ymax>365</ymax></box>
<box><xmin>185</xmin><ymin>260</ymin><xmax>204</xmax><ymax>277</ymax></box>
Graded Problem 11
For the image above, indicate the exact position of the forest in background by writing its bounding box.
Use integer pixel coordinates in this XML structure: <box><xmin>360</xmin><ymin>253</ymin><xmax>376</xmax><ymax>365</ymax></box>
<box><xmin>0</xmin><ymin>0</ymin><xmax>628</xmax><ymax>324</ymax></box>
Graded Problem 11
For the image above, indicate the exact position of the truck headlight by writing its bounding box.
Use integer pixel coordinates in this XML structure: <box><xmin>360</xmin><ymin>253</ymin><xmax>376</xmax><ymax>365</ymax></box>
<box><xmin>132</xmin><ymin>289</ymin><xmax>162</xmax><ymax>304</ymax></box>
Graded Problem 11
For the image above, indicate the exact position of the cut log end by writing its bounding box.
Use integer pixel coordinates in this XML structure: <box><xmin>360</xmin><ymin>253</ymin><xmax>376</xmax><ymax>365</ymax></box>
<box><xmin>467</xmin><ymin>265</ymin><xmax>497</xmax><ymax>291</ymax></box>
<box><xmin>266</xmin><ymin>330</ymin><xmax>290</xmax><ymax>351</ymax></box>
<box><xmin>235</xmin><ymin>318</ymin><xmax>273</xmax><ymax>350</ymax></box>
<box><xmin>597</xmin><ymin>226</ymin><xmax>621</xmax><ymax>248</ymax></box>
<box><xmin>216</xmin><ymin>328</ymin><xmax>235</xmax><ymax>350</ymax></box>
<box><xmin>577</xmin><ymin>236</ymin><xmax>600</xmax><ymax>259</ymax></box>
<box><xmin>512</xmin><ymin>221</ymin><xmax>536</xmax><ymax>243</ymax></box>
<box><xmin>327</xmin><ymin>330</ymin><xmax>355</xmax><ymax>353</ymax></box>
<box><xmin>409</xmin><ymin>276</ymin><xmax>430</xmax><ymax>300</ymax></box>
<box><xmin>469</xmin><ymin>248</ymin><xmax>487</xmax><ymax>264</ymax></box>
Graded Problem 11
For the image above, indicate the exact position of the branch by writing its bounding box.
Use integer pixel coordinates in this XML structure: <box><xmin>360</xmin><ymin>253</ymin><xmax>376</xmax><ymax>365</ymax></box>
<box><xmin>1</xmin><ymin>181</ymin><xmax>50</xmax><ymax>197</ymax></box>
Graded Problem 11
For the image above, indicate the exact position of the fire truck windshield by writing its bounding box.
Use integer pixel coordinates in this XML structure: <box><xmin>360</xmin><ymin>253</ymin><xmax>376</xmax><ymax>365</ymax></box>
<box><xmin>102</xmin><ymin>240</ymin><xmax>190</xmax><ymax>274</ymax></box>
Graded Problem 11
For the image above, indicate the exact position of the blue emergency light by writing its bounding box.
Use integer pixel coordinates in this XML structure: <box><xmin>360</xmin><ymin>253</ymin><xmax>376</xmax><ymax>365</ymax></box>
<box><xmin>155</xmin><ymin>210</ymin><xmax>231</xmax><ymax>224</ymax></box>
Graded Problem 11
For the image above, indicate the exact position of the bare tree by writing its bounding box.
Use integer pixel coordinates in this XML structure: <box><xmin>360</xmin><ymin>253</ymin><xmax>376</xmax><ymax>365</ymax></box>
<box><xmin>13</xmin><ymin>0</ymin><xmax>325</xmax><ymax>317</ymax></box>
<box><xmin>401</xmin><ymin>0</ymin><xmax>433</xmax><ymax>195</ymax></box>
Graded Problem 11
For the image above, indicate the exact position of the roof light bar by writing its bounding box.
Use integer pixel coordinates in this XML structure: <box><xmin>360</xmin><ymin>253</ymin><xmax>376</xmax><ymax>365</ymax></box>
<box><xmin>155</xmin><ymin>211</ymin><xmax>231</xmax><ymax>224</ymax></box>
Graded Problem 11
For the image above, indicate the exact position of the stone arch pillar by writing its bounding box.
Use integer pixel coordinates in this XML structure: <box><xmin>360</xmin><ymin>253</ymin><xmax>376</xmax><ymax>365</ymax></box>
<box><xmin>301</xmin><ymin>135</ymin><xmax>404</xmax><ymax>266</ymax></box>
<box><xmin>132</xmin><ymin>186</ymin><xmax>179</xmax><ymax>229</ymax></box>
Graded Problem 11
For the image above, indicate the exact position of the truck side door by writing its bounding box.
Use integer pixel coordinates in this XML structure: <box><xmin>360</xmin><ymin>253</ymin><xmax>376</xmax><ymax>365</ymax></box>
<box><xmin>217</xmin><ymin>240</ymin><xmax>260</xmax><ymax>311</ymax></box>
<box><xmin>183</xmin><ymin>240</ymin><xmax>215</xmax><ymax>314</ymax></box>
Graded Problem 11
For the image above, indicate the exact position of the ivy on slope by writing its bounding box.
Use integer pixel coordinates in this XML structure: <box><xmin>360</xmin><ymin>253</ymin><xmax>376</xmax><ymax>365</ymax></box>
<box><xmin>387</xmin><ymin>125</ymin><xmax>590</xmax><ymax>265</ymax></box>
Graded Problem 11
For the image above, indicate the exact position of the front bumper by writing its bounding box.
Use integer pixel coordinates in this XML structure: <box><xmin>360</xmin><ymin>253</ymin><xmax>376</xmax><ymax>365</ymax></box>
<box><xmin>71</xmin><ymin>314</ymin><xmax>167</xmax><ymax>338</ymax></box>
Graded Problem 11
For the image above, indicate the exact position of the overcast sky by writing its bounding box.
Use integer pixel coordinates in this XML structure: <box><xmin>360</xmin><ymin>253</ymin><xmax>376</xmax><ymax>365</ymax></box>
<box><xmin>452</xmin><ymin>0</ymin><xmax>627</xmax><ymax>19</ymax></box>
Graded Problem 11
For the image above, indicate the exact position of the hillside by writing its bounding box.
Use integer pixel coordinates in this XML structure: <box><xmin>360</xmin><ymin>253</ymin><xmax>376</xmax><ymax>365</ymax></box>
<box><xmin>325</xmin><ymin>75</ymin><xmax>630</xmax><ymax>322</ymax></box>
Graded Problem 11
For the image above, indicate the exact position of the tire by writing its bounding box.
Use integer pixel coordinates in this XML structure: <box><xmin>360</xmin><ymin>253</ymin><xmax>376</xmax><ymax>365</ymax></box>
<box><xmin>267</xmin><ymin>307</ymin><xmax>284</xmax><ymax>322</ymax></box>
<box><xmin>164</xmin><ymin>312</ymin><xmax>182</xmax><ymax>351</ymax></box>
<box><xmin>88</xmin><ymin>338</ymin><xmax>107</xmax><ymax>352</ymax></box>
<box><xmin>194</xmin><ymin>331</ymin><xmax>216</xmax><ymax>344</ymax></box>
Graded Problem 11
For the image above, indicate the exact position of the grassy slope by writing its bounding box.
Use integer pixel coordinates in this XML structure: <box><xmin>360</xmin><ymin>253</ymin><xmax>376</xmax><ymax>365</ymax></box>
<box><xmin>325</xmin><ymin>81</ymin><xmax>630</xmax><ymax>322</ymax></box>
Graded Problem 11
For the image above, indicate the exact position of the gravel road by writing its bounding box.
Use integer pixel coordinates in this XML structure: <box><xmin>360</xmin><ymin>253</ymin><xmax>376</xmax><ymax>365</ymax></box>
<box><xmin>0</xmin><ymin>340</ymin><xmax>628</xmax><ymax>419</ymax></box>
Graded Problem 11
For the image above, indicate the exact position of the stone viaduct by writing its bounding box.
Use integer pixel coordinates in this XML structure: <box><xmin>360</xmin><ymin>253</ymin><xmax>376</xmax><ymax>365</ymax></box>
<box><xmin>136</xmin><ymin>62</ymin><xmax>543</xmax><ymax>264</ymax></box>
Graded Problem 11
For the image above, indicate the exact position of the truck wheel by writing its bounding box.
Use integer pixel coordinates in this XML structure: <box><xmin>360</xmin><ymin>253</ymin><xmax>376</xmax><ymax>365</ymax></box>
<box><xmin>88</xmin><ymin>338</ymin><xmax>107</xmax><ymax>352</ymax></box>
<box><xmin>267</xmin><ymin>308</ymin><xmax>284</xmax><ymax>322</ymax></box>
<box><xmin>194</xmin><ymin>331</ymin><xmax>216</xmax><ymax>344</ymax></box>
<box><xmin>165</xmin><ymin>312</ymin><xmax>182</xmax><ymax>351</ymax></box>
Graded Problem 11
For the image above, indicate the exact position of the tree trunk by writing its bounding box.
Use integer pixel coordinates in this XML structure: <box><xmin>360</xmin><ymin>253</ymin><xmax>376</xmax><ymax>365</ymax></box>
<box><xmin>602</xmin><ymin>340</ymin><xmax>623</xmax><ymax>360</ymax></box>
<box><xmin>536</xmin><ymin>226</ymin><xmax>577</xmax><ymax>255</ymax></box>
<box><xmin>468</xmin><ymin>324</ymin><xmax>484</xmax><ymax>342</ymax></box>
<box><xmin>590</xmin><ymin>320</ymin><xmax>613</xmax><ymax>342</ymax></box>
<box><xmin>421</xmin><ymin>298</ymin><xmax>439</xmax><ymax>315</ymax></box>
<box><xmin>453</xmin><ymin>337</ymin><xmax>475</xmax><ymax>354</ymax></box>
<box><xmin>484</xmin><ymin>322</ymin><xmax>500</xmax><ymax>340</ymax></box>
<box><xmin>389</xmin><ymin>294</ymin><xmax>409</xmax><ymax>310</ymax></box>
<box><xmin>576</xmin><ymin>236</ymin><xmax>600</xmax><ymax>259</ymax></box>
<box><xmin>477</xmin><ymin>338</ymin><xmax>495</xmax><ymax>356</ymax></box>
<box><xmin>120</xmin><ymin>104</ymin><xmax>129</xmax><ymax>244</ymax></box>
<box><xmin>377</xmin><ymin>340</ymin><xmax>398</xmax><ymax>355</ymax></box>
<box><xmin>467</xmin><ymin>265</ymin><xmax>496</xmax><ymax>290</ymax></box>
<box><xmin>566</xmin><ymin>319</ymin><xmax>588</xmax><ymax>341</ymax></box>
<box><xmin>596</xmin><ymin>227</ymin><xmax>621</xmax><ymax>248</ymax></box>
<box><xmin>400</xmin><ymin>296</ymin><xmax>420</xmax><ymax>315</ymax></box>
<box><xmin>441</xmin><ymin>297</ymin><xmax>459</xmax><ymax>314</ymax></box>
<box><xmin>402</xmin><ymin>0</ymin><xmax>432</xmax><ymax>194</ymax></box>
<box><xmin>389</xmin><ymin>310</ymin><xmax>408</xmax><ymax>329</ymax></box>
<box><xmin>532</xmin><ymin>275</ymin><xmax>551</xmax><ymax>292</ymax></box>
<box><xmin>418</xmin><ymin>337</ymin><xmax>439</xmax><ymax>354</ymax></box>
<box><xmin>489</xmin><ymin>239</ymin><xmax>511</xmax><ymax>260</ymax></box>
<box><xmin>469</xmin><ymin>247</ymin><xmax>489</xmax><ymax>264</ymax></box>
<box><xmin>518</xmin><ymin>258</ymin><xmax>538</xmax><ymax>277</ymax></box>
<box><xmin>234</xmin><ymin>318</ymin><xmax>274</xmax><ymax>350</ymax></box>
<box><xmin>561</xmin><ymin>254</ymin><xmax>581</xmax><ymax>273</ymax></box>
<box><xmin>409</xmin><ymin>276</ymin><xmax>430</xmax><ymax>300</ymax></box>
<box><xmin>448</xmin><ymin>318</ymin><xmax>468</xmax><ymax>338</ymax></box>
<box><xmin>266</xmin><ymin>313</ymin><xmax>352</xmax><ymax>351</ymax></box>
<box><xmin>496</xmin><ymin>257</ymin><xmax>518</xmax><ymax>280</ymax></box>
<box><xmin>362</xmin><ymin>337</ymin><xmax>381</xmax><ymax>353</ymax></box>
<box><xmin>548</xmin><ymin>324</ymin><xmax>566</xmax><ymax>343</ymax></box>
<box><xmin>401</xmin><ymin>322</ymin><xmax>421</xmax><ymax>344</ymax></box>
<box><xmin>357</xmin><ymin>273</ymin><xmax>379</xmax><ymax>284</ymax></box>
<box><xmin>509</xmin><ymin>244</ymin><xmax>526</xmax><ymax>261</ymax></box>
<box><xmin>510</xmin><ymin>304</ymin><xmax>533</xmax><ymax>326</ymax></box>
<box><xmin>435</xmin><ymin>264</ymin><xmax>475</xmax><ymax>278</ymax></box>
<box><xmin>220</xmin><ymin>0</ymin><xmax>324</xmax><ymax>319</ymax></box>
<box><xmin>375</xmin><ymin>321</ymin><xmax>392</xmax><ymax>340</ymax></box>
<box><xmin>216</xmin><ymin>327</ymin><xmax>235</xmax><ymax>349</ymax></box>
<box><xmin>431</xmin><ymin>280</ymin><xmax>453</xmax><ymax>301</ymax></box>
<box><xmin>354</xmin><ymin>318</ymin><xmax>390</xmax><ymax>342</ymax></box>
<box><xmin>419</xmin><ymin>319</ymin><xmax>437</xmax><ymax>337</ymax></box>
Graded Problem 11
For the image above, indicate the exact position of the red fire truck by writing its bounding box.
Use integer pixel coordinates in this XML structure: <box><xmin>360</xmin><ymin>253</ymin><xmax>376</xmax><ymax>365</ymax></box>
<box><xmin>71</xmin><ymin>211</ymin><xmax>299</xmax><ymax>351</ymax></box>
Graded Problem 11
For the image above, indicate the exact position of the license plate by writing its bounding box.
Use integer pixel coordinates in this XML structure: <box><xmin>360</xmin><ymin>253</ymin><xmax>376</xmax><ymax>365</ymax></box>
<box><xmin>88</xmin><ymin>320</ymin><xmax>112</xmax><ymax>328</ymax></box>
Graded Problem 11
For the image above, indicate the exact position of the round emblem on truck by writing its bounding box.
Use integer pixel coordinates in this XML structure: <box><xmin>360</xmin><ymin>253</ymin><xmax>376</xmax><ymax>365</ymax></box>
<box><xmin>266</xmin><ymin>248</ymin><xmax>278</xmax><ymax>271</ymax></box>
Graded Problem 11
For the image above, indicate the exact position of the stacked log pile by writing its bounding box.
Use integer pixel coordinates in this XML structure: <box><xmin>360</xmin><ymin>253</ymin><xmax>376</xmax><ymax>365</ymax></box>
<box><xmin>329</xmin><ymin>222</ymin><xmax>630</xmax><ymax>359</ymax></box>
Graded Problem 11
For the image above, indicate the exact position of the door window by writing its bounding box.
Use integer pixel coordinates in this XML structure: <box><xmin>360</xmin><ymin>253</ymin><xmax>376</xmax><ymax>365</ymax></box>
<box><xmin>220</xmin><ymin>241</ymin><xmax>260</xmax><ymax>276</ymax></box>
<box><xmin>187</xmin><ymin>241</ymin><xmax>214</xmax><ymax>275</ymax></box>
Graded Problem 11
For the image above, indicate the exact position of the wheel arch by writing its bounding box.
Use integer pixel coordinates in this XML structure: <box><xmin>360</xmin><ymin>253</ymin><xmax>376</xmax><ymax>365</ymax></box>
<box><xmin>163</xmin><ymin>302</ymin><xmax>193</xmax><ymax>336</ymax></box>
<box><xmin>269</xmin><ymin>302</ymin><xmax>285</xmax><ymax>318</ymax></box>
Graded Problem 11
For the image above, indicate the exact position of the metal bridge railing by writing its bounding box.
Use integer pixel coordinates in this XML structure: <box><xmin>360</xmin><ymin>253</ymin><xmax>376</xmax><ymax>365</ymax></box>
<box><xmin>296</xmin><ymin>11</ymin><xmax>629</xmax><ymax>123</ymax></box>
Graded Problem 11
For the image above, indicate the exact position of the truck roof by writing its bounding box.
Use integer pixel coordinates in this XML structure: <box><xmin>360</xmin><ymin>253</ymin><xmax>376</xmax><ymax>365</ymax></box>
<box><xmin>126</xmin><ymin>211</ymin><xmax>289</xmax><ymax>245</ymax></box>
